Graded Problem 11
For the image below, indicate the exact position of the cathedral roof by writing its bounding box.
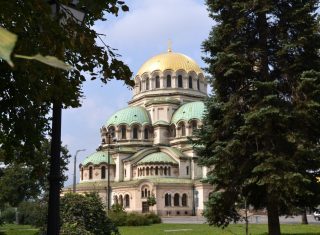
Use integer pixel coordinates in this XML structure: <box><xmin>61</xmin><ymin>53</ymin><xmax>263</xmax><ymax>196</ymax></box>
<box><xmin>171</xmin><ymin>101</ymin><xmax>205</xmax><ymax>124</ymax></box>
<box><xmin>137</xmin><ymin>51</ymin><xmax>203</xmax><ymax>76</ymax></box>
<box><xmin>137</xmin><ymin>152</ymin><xmax>178</xmax><ymax>165</ymax></box>
<box><xmin>81</xmin><ymin>151</ymin><xmax>115</xmax><ymax>166</ymax></box>
<box><xmin>105</xmin><ymin>106</ymin><xmax>151</xmax><ymax>127</ymax></box>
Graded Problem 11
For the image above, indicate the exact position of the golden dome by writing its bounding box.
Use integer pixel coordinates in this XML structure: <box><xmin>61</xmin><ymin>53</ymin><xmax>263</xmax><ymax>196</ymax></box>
<box><xmin>137</xmin><ymin>51</ymin><xmax>203</xmax><ymax>76</ymax></box>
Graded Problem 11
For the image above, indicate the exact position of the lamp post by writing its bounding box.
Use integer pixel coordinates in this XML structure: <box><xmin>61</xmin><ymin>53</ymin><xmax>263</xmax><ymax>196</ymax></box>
<box><xmin>73</xmin><ymin>149</ymin><xmax>86</xmax><ymax>193</ymax></box>
<box><xmin>47</xmin><ymin>1</ymin><xmax>86</xmax><ymax>235</ymax></box>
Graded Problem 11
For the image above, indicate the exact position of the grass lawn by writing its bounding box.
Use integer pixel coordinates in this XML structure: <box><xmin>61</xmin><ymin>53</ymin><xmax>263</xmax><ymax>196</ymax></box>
<box><xmin>119</xmin><ymin>223</ymin><xmax>320</xmax><ymax>235</ymax></box>
<box><xmin>0</xmin><ymin>224</ymin><xmax>38</xmax><ymax>235</ymax></box>
<box><xmin>1</xmin><ymin>223</ymin><xmax>319</xmax><ymax>235</ymax></box>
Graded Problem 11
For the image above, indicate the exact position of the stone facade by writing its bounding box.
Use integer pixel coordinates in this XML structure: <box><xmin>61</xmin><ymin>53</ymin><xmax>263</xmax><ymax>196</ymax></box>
<box><xmin>64</xmin><ymin>50</ymin><xmax>213</xmax><ymax>216</ymax></box>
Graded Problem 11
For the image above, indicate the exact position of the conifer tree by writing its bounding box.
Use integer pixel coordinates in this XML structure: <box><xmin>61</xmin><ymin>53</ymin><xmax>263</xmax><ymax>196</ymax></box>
<box><xmin>197</xmin><ymin>1</ymin><xmax>320</xmax><ymax>234</ymax></box>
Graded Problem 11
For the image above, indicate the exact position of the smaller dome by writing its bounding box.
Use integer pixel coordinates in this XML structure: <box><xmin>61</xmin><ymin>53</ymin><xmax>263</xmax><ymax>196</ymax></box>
<box><xmin>81</xmin><ymin>151</ymin><xmax>115</xmax><ymax>166</ymax></box>
<box><xmin>106</xmin><ymin>106</ymin><xmax>151</xmax><ymax>127</ymax></box>
<box><xmin>137</xmin><ymin>152</ymin><xmax>178</xmax><ymax>165</ymax></box>
<box><xmin>171</xmin><ymin>101</ymin><xmax>205</xmax><ymax>124</ymax></box>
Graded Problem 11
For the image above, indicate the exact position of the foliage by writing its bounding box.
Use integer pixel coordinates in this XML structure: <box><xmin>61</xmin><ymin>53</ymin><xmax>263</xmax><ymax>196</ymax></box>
<box><xmin>0</xmin><ymin>207</ymin><xmax>16</xmax><ymax>224</ymax></box>
<box><xmin>17</xmin><ymin>200</ymin><xmax>47</xmax><ymax>228</ymax></box>
<box><xmin>125</xmin><ymin>213</ymin><xmax>152</xmax><ymax>226</ymax></box>
<box><xmin>60</xmin><ymin>192</ymin><xmax>119</xmax><ymax>235</ymax></box>
<box><xmin>144</xmin><ymin>213</ymin><xmax>161</xmax><ymax>224</ymax></box>
<box><xmin>0</xmin><ymin>0</ymin><xmax>133</xmax><ymax>169</ymax></box>
<box><xmin>147</xmin><ymin>194</ymin><xmax>157</xmax><ymax>207</ymax></box>
<box><xmin>197</xmin><ymin>1</ymin><xmax>320</xmax><ymax>235</ymax></box>
<box><xmin>0</xmin><ymin>139</ymin><xmax>70</xmax><ymax>206</ymax></box>
<box><xmin>111</xmin><ymin>203</ymin><xmax>125</xmax><ymax>213</ymax></box>
<box><xmin>109</xmin><ymin>207</ymin><xmax>161</xmax><ymax>227</ymax></box>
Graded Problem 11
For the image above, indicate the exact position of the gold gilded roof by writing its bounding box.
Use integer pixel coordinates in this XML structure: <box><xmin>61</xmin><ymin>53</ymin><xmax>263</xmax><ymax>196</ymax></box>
<box><xmin>137</xmin><ymin>51</ymin><xmax>203</xmax><ymax>76</ymax></box>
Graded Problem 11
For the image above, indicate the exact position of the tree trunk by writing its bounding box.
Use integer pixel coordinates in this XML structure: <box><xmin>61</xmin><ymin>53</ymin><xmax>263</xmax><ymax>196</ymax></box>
<box><xmin>267</xmin><ymin>196</ymin><xmax>281</xmax><ymax>235</ymax></box>
<box><xmin>301</xmin><ymin>208</ymin><xmax>308</xmax><ymax>224</ymax></box>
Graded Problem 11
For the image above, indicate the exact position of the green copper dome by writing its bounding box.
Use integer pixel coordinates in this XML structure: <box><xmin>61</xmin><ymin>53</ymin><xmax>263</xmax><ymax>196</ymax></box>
<box><xmin>81</xmin><ymin>151</ymin><xmax>115</xmax><ymax>166</ymax></box>
<box><xmin>106</xmin><ymin>106</ymin><xmax>151</xmax><ymax>127</ymax></box>
<box><xmin>137</xmin><ymin>152</ymin><xmax>178</xmax><ymax>165</ymax></box>
<box><xmin>171</xmin><ymin>101</ymin><xmax>205</xmax><ymax>124</ymax></box>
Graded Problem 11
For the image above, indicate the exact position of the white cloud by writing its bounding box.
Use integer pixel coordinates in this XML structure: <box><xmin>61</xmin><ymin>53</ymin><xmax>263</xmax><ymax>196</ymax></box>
<box><xmin>95</xmin><ymin>0</ymin><xmax>212</xmax><ymax>73</ymax></box>
<box><xmin>63</xmin><ymin>0</ymin><xmax>212</xmax><ymax>186</ymax></box>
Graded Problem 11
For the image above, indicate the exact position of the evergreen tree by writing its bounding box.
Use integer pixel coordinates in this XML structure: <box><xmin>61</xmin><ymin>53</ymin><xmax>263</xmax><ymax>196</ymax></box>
<box><xmin>197</xmin><ymin>1</ymin><xmax>320</xmax><ymax>235</ymax></box>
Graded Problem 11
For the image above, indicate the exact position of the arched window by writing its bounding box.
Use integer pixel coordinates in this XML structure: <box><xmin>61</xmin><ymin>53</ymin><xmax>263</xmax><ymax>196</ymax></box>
<box><xmin>101</xmin><ymin>166</ymin><xmax>106</xmax><ymax>179</ymax></box>
<box><xmin>114</xmin><ymin>195</ymin><xmax>118</xmax><ymax>205</ymax></box>
<box><xmin>156</xmin><ymin>76</ymin><xmax>160</xmax><ymax>88</ymax></box>
<box><xmin>178</xmin><ymin>75</ymin><xmax>183</xmax><ymax>88</ymax></box>
<box><xmin>166</xmin><ymin>75</ymin><xmax>171</xmax><ymax>87</ymax></box>
<box><xmin>89</xmin><ymin>166</ymin><xmax>93</xmax><ymax>179</ymax></box>
<box><xmin>141</xmin><ymin>189</ymin><xmax>144</xmax><ymax>198</ymax></box>
<box><xmin>191</xmin><ymin>121</ymin><xmax>197</xmax><ymax>132</ymax></box>
<box><xmin>186</xmin><ymin>166</ymin><xmax>189</xmax><ymax>175</ymax></box>
<box><xmin>165</xmin><ymin>193</ymin><xmax>171</xmax><ymax>206</ymax></box>
<box><xmin>145</xmin><ymin>188</ymin><xmax>147</xmax><ymax>197</ymax></box>
<box><xmin>146</xmin><ymin>167</ymin><xmax>149</xmax><ymax>176</ymax></box>
<box><xmin>174</xmin><ymin>193</ymin><xmax>180</xmax><ymax>206</ymax></box>
<box><xmin>133</xmin><ymin>126</ymin><xmax>138</xmax><ymax>139</ymax></box>
<box><xmin>168</xmin><ymin>167</ymin><xmax>171</xmax><ymax>176</ymax></box>
<box><xmin>121</xmin><ymin>126</ymin><xmax>126</xmax><ymax>139</ymax></box>
<box><xmin>146</xmin><ymin>78</ymin><xmax>150</xmax><ymax>90</ymax></box>
<box><xmin>125</xmin><ymin>194</ymin><xmax>130</xmax><ymax>208</ymax></box>
<box><xmin>197</xmin><ymin>79</ymin><xmax>200</xmax><ymax>90</ymax></box>
<box><xmin>189</xmin><ymin>76</ymin><xmax>193</xmax><ymax>88</ymax></box>
<box><xmin>181</xmin><ymin>123</ymin><xmax>186</xmax><ymax>136</ymax></box>
<box><xmin>182</xmin><ymin>194</ymin><xmax>187</xmax><ymax>206</ymax></box>
<box><xmin>164</xmin><ymin>167</ymin><xmax>167</xmax><ymax>175</ymax></box>
<box><xmin>155</xmin><ymin>166</ymin><xmax>158</xmax><ymax>175</ymax></box>
<box><xmin>108</xmin><ymin>126</ymin><xmax>115</xmax><ymax>138</ymax></box>
<box><xmin>170</xmin><ymin>125</ymin><xmax>176</xmax><ymax>137</ymax></box>
<box><xmin>160</xmin><ymin>167</ymin><xmax>163</xmax><ymax>175</ymax></box>
<box><xmin>144</xmin><ymin>128</ymin><xmax>149</xmax><ymax>139</ymax></box>
<box><xmin>119</xmin><ymin>195</ymin><xmax>123</xmax><ymax>206</ymax></box>
<box><xmin>81</xmin><ymin>167</ymin><xmax>84</xmax><ymax>180</ymax></box>
<box><xmin>140</xmin><ymin>81</ymin><xmax>142</xmax><ymax>91</ymax></box>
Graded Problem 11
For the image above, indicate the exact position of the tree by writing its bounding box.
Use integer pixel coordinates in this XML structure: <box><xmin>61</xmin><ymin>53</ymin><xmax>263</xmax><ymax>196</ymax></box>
<box><xmin>60</xmin><ymin>193</ymin><xmax>119</xmax><ymax>235</ymax></box>
<box><xmin>0</xmin><ymin>0</ymin><xmax>133</xmax><ymax>165</ymax></box>
<box><xmin>147</xmin><ymin>194</ymin><xmax>156</xmax><ymax>211</ymax></box>
<box><xmin>0</xmin><ymin>139</ymin><xmax>70</xmax><ymax>206</ymax></box>
<box><xmin>197</xmin><ymin>1</ymin><xmax>320</xmax><ymax>235</ymax></box>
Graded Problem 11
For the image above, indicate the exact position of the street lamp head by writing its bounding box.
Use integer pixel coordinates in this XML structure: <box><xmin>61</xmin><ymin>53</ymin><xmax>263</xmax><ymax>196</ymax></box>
<box><xmin>76</xmin><ymin>149</ymin><xmax>86</xmax><ymax>154</ymax></box>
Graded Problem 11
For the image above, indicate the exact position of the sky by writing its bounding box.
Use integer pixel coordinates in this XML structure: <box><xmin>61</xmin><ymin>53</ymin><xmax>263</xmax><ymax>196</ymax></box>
<box><xmin>62</xmin><ymin>0</ymin><xmax>213</xmax><ymax>186</ymax></box>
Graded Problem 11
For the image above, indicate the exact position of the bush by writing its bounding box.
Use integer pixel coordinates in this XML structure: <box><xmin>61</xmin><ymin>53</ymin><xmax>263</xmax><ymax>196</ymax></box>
<box><xmin>18</xmin><ymin>200</ymin><xmax>47</xmax><ymax>228</ymax></box>
<box><xmin>61</xmin><ymin>193</ymin><xmax>119</xmax><ymax>235</ymax></box>
<box><xmin>125</xmin><ymin>213</ymin><xmax>151</xmax><ymax>226</ymax></box>
<box><xmin>144</xmin><ymin>213</ymin><xmax>161</xmax><ymax>224</ymax></box>
<box><xmin>0</xmin><ymin>207</ymin><xmax>16</xmax><ymax>223</ymax></box>
<box><xmin>108</xmin><ymin>210</ymin><xmax>127</xmax><ymax>227</ymax></box>
<box><xmin>109</xmin><ymin>207</ymin><xmax>162</xmax><ymax>227</ymax></box>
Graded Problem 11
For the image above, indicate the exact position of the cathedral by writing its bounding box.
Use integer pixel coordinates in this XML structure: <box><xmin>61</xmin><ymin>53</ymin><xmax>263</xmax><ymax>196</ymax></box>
<box><xmin>66</xmin><ymin>48</ymin><xmax>213</xmax><ymax>216</ymax></box>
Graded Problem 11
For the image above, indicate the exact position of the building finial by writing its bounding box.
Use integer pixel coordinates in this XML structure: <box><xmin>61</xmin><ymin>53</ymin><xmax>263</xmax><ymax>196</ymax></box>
<box><xmin>167</xmin><ymin>39</ymin><xmax>172</xmax><ymax>52</ymax></box>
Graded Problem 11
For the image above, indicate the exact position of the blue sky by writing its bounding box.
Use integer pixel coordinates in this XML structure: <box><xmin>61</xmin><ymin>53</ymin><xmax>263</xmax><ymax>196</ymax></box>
<box><xmin>62</xmin><ymin>0</ymin><xmax>212</xmax><ymax>186</ymax></box>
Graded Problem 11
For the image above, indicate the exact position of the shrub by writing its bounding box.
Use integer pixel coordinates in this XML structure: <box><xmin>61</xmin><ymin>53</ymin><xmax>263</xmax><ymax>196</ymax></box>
<box><xmin>125</xmin><ymin>213</ymin><xmax>152</xmax><ymax>226</ymax></box>
<box><xmin>144</xmin><ymin>213</ymin><xmax>161</xmax><ymax>224</ymax></box>
<box><xmin>108</xmin><ymin>210</ymin><xmax>127</xmax><ymax>226</ymax></box>
<box><xmin>0</xmin><ymin>207</ymin><xmax>16</xmax><ymax>223</ymax></box>
<box><xmin>18</xmin><ymin>200</ymin><xmax>47</xmax><ymax>228</ymax></box>
<box><xmin>61</xmin><ymin>193</ymin><xmax>119</xmax><ymax>235</ymax></box>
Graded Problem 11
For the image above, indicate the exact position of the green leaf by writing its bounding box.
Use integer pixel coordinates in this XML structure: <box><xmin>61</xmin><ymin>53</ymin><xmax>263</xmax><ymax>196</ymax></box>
<box><xmin>0</xmin><ymin>26</ymin><xmax>17</xmax><ymax>67</ymax></box>
<box><xmin>14</xmin><ymin>53</ymin><xmax>73</xmax><ymax>71</ymax></box>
